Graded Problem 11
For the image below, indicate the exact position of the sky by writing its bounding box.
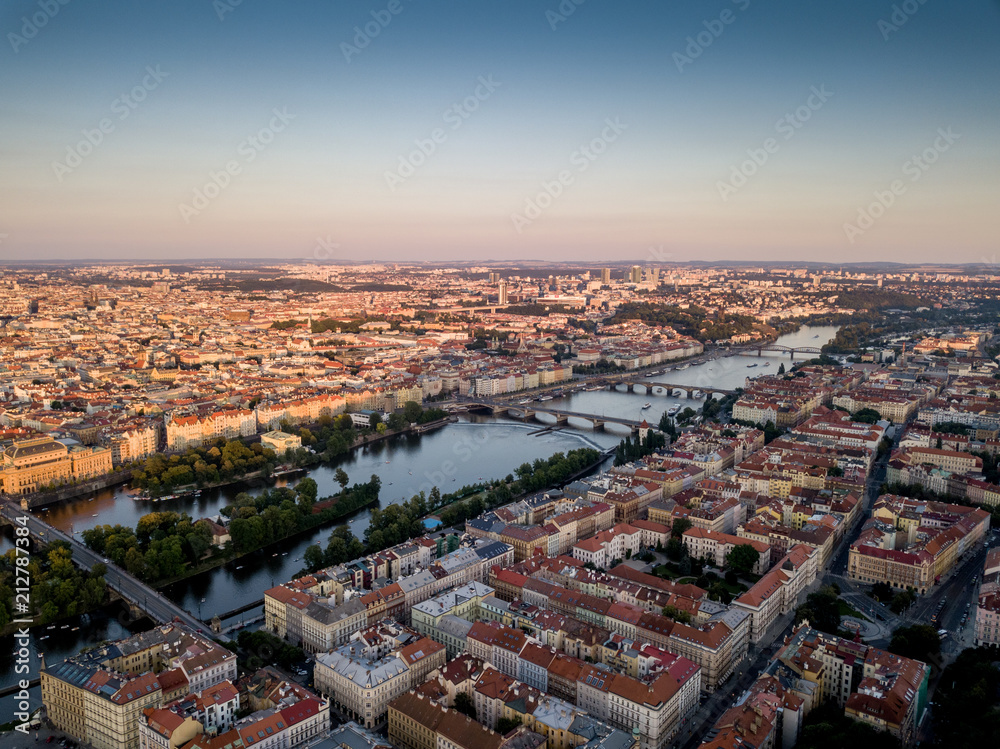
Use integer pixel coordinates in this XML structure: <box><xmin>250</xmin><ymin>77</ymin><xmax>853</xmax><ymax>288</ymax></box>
<box><xmin>1</xmin><ymin>0</ymin><xmax>998</xmax><ymax>264</ymax></box>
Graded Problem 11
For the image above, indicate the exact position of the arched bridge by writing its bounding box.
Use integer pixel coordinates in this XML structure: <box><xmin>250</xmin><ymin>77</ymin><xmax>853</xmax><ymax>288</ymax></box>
<box><xmin>597</xmin><ymin>380</ymin><xmax>734</xmax><ymax>399</ymax></box>
<box><xmin>459</xmin><ymin>399</ymin><xmax>649</xmax><ymax>431</ymax></box>
<box><xmin>738</xmin><ymin>344</ymin><xmax>823</xmax><ymax>358</ymax></box>
<box><xmin>0</xmin><ymin>500</ymin><xmax>207</xmax><ymax>631</ymax></box>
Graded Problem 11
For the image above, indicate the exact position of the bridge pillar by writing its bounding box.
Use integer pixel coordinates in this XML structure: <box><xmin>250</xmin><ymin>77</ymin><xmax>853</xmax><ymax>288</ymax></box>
<box><xmin>789</xmin><ymin>351</ymin><xmax>795</xmax><ymax>360</ymax></box>
<box><xmin>554</xmin><ymin>414</ymin><xmax>569</xmax><ymax>425</ymax></box>
<box><xmin>758</xmin><ymin>349</ymin><xmax>762</xmax><ymax>357</ymax></box>
<box><xmin>593</xmin><ymin>420</ymin><xmax>605</xmax><ymax>431</ymax></box>
<box><xmin>211</xmin><ymin>616</ymin><xmax>222</xmax><ymax>634</ymax></box>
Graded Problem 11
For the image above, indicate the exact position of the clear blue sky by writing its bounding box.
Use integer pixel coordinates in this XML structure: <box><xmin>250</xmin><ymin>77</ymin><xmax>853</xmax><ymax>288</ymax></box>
<box><xmin>2</xmin><ymin>0</ymin><xmax>998</xmax><ymax>263</ymax></box>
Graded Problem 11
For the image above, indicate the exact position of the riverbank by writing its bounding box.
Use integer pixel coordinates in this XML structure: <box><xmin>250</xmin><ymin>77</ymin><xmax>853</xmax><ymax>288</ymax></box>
<box><xmin>133</xmin><ymin>416</ymin><xmax>457</xmax><ymax>502</ymax></box>
<box><xmin>18</xmin><ymin>470</ymin><xmax>134</xmax><ymax>509</ymax></box>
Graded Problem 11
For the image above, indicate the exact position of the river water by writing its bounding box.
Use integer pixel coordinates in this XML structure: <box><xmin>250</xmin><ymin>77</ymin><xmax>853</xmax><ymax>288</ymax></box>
<box><xmin>0</xmin><ymin>325</ymin><xmax>836</xmax><ymax>720</ymax></box>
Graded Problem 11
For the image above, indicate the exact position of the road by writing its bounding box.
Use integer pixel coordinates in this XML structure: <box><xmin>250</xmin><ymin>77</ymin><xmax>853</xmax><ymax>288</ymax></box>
<box><xmin>0</xmin><ymin>499</ymin><xmax>206</xmax><ymax>632</ymax></box>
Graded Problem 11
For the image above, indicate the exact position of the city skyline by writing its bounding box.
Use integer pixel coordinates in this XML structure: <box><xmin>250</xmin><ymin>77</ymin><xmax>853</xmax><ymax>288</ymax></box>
<box><xmin>2</xmin><ymin>0</ymin><xmax>999</xmax><ymax>263</ymax></box>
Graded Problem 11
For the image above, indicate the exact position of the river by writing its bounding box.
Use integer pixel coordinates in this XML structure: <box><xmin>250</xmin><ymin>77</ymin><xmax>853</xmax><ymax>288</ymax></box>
<box><xmin>0</xmin><ymin>324</ymin><xmax>837</xmax><ymax>721</ymax></box>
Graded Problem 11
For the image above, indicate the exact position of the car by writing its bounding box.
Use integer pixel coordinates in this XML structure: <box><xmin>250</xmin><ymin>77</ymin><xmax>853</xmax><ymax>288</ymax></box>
<box><xmin>46</xmin><ymin>737</ymin><xmax>54</xmax><ymax>744</ymax></box>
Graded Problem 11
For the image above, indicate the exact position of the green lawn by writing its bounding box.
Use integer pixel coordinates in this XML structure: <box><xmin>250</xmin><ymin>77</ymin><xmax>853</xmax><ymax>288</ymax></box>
<box><xmin>838</xmin><ymin>600</ymin><xmax>870</xmax><ymax>622</ymax></box>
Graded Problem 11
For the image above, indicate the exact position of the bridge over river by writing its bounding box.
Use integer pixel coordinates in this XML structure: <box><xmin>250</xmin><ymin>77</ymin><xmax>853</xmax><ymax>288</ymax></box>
<box><xmin>1</xmin><ymin>500</ymin><xmax>207</xmax><ymax>632</ymax></box>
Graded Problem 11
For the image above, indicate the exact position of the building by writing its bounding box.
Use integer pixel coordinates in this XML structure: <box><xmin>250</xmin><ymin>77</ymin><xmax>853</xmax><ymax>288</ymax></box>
<box><xmin>974</xmin><ymin>548</ymin><xmax>1000</xmax><ymax>647</ymax></box>
<box><xmin>260</xmin><ymin>430</ymin><xmax>303</xmax><ymax>453</ymax></box>
<box><xmin>0</xmin><ymin>435</ymin><xmax>113</xmax><ymax>494</ymax></box>
<box><xmin>313</xmin><ymin>621</ymin><xmax>446</xmax><ymax>729</ymax></box>
<box><xmin>42</xmin><ymin>625</ymin><xmax>236</xmax><ymax>749</ymax></box>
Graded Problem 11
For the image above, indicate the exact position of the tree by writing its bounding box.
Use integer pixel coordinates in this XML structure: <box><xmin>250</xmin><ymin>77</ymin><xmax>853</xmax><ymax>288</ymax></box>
<box><xmin>303</xmin><ymin>544</ymin><xmax>325</xmax><ymax>571</ymax></box>
<box><xmin>725</xmin><ymin>544</ymin><xmax>760</xmax><ymax>576</ymax></box>
<box><xmin>334</xmin><ymin>468</ymin><xmax>350</xmax><ymax>491</ymax></box>
<box><xmin>851</xmin><ymin>407</ymin><xmax>882</xmax><ymax>424</ymax></box>
<box><xmin>295</xmin><ymin>477</ymin><xmax>318</xmax><ymax>513</ymax></box>
<box><xmin>454</xmin><ymin>693</ymin><xmax>477</xmax><ymax>720</ymax></box>
<box><xmin>670</xmin><ymin>517</ymin><xmax>692</xmax><ymax>539</ymax></box>
<box><xmin>496</xmin><ymin>717</ymin><xmax>522</xmax><ymax>735</ymax></box>
<box><xmin>888</xmin><ymin>624</ymin><xmax>940</xmax><ymax>664</ymax></box>
<box><xmin>777</xmin><ymin>363</ymin><xmax>785</xmax><ymax>374</ymax></box>
<box><xmin>795</xmin><ymin>585</ymin><xmax>842</xmax><ymax>636</ymax></box>
<box><xmin>662</xmin><ymin>605</ymin><xmax>692</xmax><ymax>624</ymax></box>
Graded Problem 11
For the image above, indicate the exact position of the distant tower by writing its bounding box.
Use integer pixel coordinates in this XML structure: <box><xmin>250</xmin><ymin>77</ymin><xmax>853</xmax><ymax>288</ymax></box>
<box><xmin>630</xmin><ymin>266</ymin><xmax>642</xmax><ymax>284</ymax></box>
<box><xmin>498</xmin><ymin>280</ymin><xmax>508</xmax><ymax>306</ymax></box>
<box><xmin>601</xmin><ymin>268</ymin><xmax>611</xmax><ymax>284</ymax></box>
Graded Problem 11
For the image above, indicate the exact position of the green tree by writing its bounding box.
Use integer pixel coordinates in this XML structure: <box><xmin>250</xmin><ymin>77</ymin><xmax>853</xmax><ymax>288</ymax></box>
<box><xmin>454</xmin><ymin>693</ymin><xmax>477</xmax><ymax>720</ymax></box>
<box><xmin>334</xmin><ymin>468</ymin><xmax>350</xmax><ymax>491</ymax></box>
<box><xmin>888</xmin><ymin>624</ymin><xmax>940</xmax><ymax>664</ymax></box>
<box><xmin>725</xmin><ymin>544</ymin><xmax>761</xmax><ymax>576</ymax></box>
<box><xmin>303</xmin><ymin>544</ymin><xmax>325</xmax><ymax>571</ymax></box>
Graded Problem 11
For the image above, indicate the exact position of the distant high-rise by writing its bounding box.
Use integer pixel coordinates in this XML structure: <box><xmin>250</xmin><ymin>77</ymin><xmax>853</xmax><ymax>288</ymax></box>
<box><xmin>498</xmin><ymin>280</ymin><xmax>508</xmax><ymax>306</ymax></box>
<box><xmin>630</xmin><ymin>265</ymin><xmax>642</xmax><ymax>284</ymax></box>
<box><xmin>601</xmin><ymin>268</ymin><xmax>611</xmax><ymax>284</ymax></box>
<box><xmin>648</xmin><ymin>267</ymin><xmax>659</xmax><ymax>286</ymax></box>
<box><xmin>488</xmin><ymin>272</ymin><xmax>499</xmax><ymax>284</ymax></box>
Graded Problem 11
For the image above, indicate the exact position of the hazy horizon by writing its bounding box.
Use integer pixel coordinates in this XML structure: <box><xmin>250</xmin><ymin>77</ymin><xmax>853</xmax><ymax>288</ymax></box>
<box><xmin>3</xmin><ymin>0</ymin><xmax>999</xmax><ymax>263</ymax></box>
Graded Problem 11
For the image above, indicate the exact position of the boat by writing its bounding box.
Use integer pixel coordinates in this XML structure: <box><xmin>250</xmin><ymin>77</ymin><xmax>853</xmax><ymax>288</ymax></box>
<box><xmin>747</xmin><ymin>363</ymin><xmax>758</xmax><ymax>368</ymax></box>
<box><xmin>642</xmin><ymin>403</ymin><xmax>651</xmax><ymax>409</ymax></box>
<box><xmin>235</xmin><ymin>566</ymin><xmax>243</xmax><ymax>570</ymax></box>
<box><xmin>668</xmin><ymin>405</ymin><xmax>680</xmax><ymax>416</ymax></box>
<box><xmin>538</xmin><ymin>395</ymin><xmax>553</xmax><ymax>402</ymax></box>
<box><xmin>813</xmin><ymin>335</ymin><xmax>820</xmax><ymax>339</ymax></box>
<box><xmin>677</xmin><ymin>363</ymin><xmax>690</xmax><ymax>370</ymax></box>
<box><xmin>762</xmin><ymin>362</ymin><xmax>770</xmax><ymax>367</ymax></box>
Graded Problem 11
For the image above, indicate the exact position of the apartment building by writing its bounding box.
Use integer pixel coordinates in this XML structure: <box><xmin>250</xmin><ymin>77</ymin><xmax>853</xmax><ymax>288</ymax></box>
<box><xmin>42</xmin><ymin>626</ymin><xmax>236</xmax><ymax>749</ymax></box>
<box><xmin>681</xmin><ymin>528</ymin><xmax>771</xmax><ymax>575</ymax></box>
<box><xmin>313</xmin><ymin>621</ymin><xmax>446</xmax><ymax>729</ymax></box>
<box><xmin>165</xmin><ymin>409</ymin><xmax>256</xmax><ymax>450</ymax></box>
<box><xmin>974</xmin><ymin>548</ymin><xmax>1000</xmax><ymax>647</ymax></box>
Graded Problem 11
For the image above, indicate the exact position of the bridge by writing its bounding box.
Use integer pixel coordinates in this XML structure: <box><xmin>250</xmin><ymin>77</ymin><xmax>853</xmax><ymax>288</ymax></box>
<box><xmin>458</xmin><ymin>399</ymin><xmax>649</xmax><ymax>431</ymax></box>
<box><xmin>738</xmin><ymin>344</ymin><xmax>823</xmax><ymax>358</ymax></box>
<box><xmin>0</xmin><ymin>501</ymin><xmax>207</xmax><ymax>632</ymax></box>
<box><xmin>596</xmin><ymin>380</ymin><xmax>734</xmax><ymax>399</ymax></box>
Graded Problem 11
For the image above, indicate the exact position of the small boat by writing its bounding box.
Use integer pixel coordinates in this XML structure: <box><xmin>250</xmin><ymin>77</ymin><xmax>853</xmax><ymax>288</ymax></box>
<box><xmin>235</xmin><ymin>566</ymin><xmax>243</xmax><ymax>570</ymax></box>
<box><xmin>61</xmin><ymin>625</ymin><xmax>69</xmax><ymax>629</ymax></box>
<box><xmin>39</xmin><ymin>636</ymin><xmax>48</xmax><ymax>641</ymax></box>
<box><xmin>47</xmin><ymin>625</ymin><xmax>55</xmax><ymax>630</ymax></box>
<box><xmin>813</xmin><ymin>335</ymin><xmax>819</xmax><ymax>339</ymax></box>
<box><xmin>747</xmin><ymin>363</ymin><xmax>758</xmax><ymax>368</ymax></box>
<box><xmin>642</xmin><ymin>403</ymin><xmax>651</xmax><ymax>409</ymax></box>
<box><xmin>385</xmin><ymin>460</ymin><xmax>390</xmax><ymax>464</ymax></box>
<box><xmin>668</xmin><ymin>405</ymin><xmax>680</xmax><ymax>416</ymax></box>
<box><xmin>91</xmin><ymin>513</ymin><xmax>98</xmax><ymax>517</ymax></box>
<box><xmin>762</xmin><ymin>362</ymin><xmax>770</xmax><ymax>367</ymax></box>
<box><xmin>71</xmin><ymin>627</ymin><xmax>79</xmax><ymax>631</ymax></box>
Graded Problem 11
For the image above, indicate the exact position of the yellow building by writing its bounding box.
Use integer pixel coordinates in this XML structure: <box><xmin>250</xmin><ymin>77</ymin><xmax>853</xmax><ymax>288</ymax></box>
<box><xmin>0</xmin><ymin>435</ymin><xmax>113</xmax><ymax>495</ymax></box>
